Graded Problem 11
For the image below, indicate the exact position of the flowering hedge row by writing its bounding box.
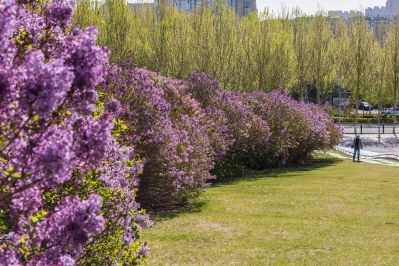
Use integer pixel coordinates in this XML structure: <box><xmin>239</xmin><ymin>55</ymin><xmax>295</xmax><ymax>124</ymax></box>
<box><xmin>102</xmin><ymin>70</ymin><xmax>341</xmax><ymax>210</ymax></box>
<box><xmin>188</xmin><ymin>72</ymin><xmax>340</xmax><ymax>170</ymax></box>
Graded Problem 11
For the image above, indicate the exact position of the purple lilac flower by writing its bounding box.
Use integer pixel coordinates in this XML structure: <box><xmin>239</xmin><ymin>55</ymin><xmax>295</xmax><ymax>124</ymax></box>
<box><xmin>10</xmin><ymin>185</ymin><xmax>42</xmax><ymax>217</ymax></box>
<box><xmin>21</xmin><ymin>50</ymin><xmax>74</xmax><ymax>118</ymax></box>
<box><xmin>34</xmin><ymin>195</ymin><xmax>105</xmax><ymax>261</ymax></box>
<box><xmin>73</xmin><ymin>113</ymin><xmax>113</xmax><ymax>168</ymax></box>
<box><xmin>105</xmin><ymin>98</ymin><xmax>122</xmax><ymax>115</ymax></box>
<box><xmin>62</xmin><ymin>27</ymin><xmax>109</xmax><ymax>110</ymax></box>
<box><xmin>15</xmin><ymin>7</ymin><xmax>46</xmax><ymax>46</ymax></box>
<box><xmin>0</xmin><ymin>0</ymin><xmax>17</xmax><ymax>66</ymax></box>
<box><xmin>47</xmin><ymin>0</ymin><xmax>75</xmax><ymax>29</ymax></box>
<box><xmin>33</xmin><ymin>124</ymin><xmax>74</xmax><ymax>186</ymax></box>
<box><xmin>138</xmin><ymin>242</ymin><xmax>150</xmax><ymax>257</ymax></box>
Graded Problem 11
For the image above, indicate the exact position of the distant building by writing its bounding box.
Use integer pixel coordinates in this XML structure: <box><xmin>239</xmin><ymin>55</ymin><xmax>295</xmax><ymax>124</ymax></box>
<box><xmin>366</xmin><ymin>16</ymin><xmax>391</xmax><ymax>29</ymax></box>
<box><xmin>128</xmin><ymin>0</ymin><xmax>256</xmax><ymax>17</ymax></box>
<box><xmin>366</xmin><ymin>0</ymin><xmax>399</xmax><ymax>19</ymax></box>
<box><xmin>128</xmin><ymin>2</ymin><xmax>155</xmax><ymax>10</ymax></box>
<box><xmin>327</xmin><ymin>10</ymin><xmax>359</xmax><ymax>21</ymax></box>
<box><xmin>173</xmin><ymin>0</ymin><xmax>194</xmax><ymax>11</ymax></box>
<box><xmin>173</xmin><ymin>0</ymin><xmax>256</xmax><ymax>16</ymax></box>
<box><xmin>327</xmin><ymin>0</ymin><xmax>399</xmax><ymax>31</ymax></box>
<box><xmin>236</xmin><ymin>0</ymin><xmax>257</xmax><ymax>17</ymax></box>
<box><xmin>327</xmin><ymin>0</ymin><xmax>399</xmax><ymax>22</ymax></box>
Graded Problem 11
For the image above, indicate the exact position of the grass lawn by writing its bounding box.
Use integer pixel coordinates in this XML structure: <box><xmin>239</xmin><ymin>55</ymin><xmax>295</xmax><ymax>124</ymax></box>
<box><xmin>143</xmin><ymin>156</ymin><xmax>399</xmax><ymax>265</ymax></box>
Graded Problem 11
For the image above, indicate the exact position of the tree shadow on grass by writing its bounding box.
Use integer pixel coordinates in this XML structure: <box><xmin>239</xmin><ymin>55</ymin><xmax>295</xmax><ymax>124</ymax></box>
<box><xmin>149</xmin><ymin>155</ymin><xmax>341</xmax><ymax>222</ymax></box>
<box><xmin>149</xmin><ymin>199</ymin><xmax>207</xmax><ymax>222</ymax></box>
<box><xmin>212</xmin><ymin>155</ymin><xmax>341</xmax><ymax>186</ymax></box>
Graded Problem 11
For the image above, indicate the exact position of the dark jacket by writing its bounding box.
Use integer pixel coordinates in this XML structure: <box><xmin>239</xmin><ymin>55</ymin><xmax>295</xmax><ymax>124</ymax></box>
<box><xmin>353</xmin><ymin>137</ymin><xmax>362</xmax><ymax>149</ymax></box>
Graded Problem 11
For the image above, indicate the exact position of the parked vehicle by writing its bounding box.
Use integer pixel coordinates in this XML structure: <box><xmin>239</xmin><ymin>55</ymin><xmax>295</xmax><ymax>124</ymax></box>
<box><xmin>383</xmin><ymin>107</ymin><xmax>399</xmax><ymax>115</ymax></box>
<box><xmin>358</xmin><ymin>102</ymin><xmax>373</xmax><ymax>111</ymax></box>
<box><xmin>333</xmin><ymin>98</ymin><xmax>350</xmax><ymax>108</ymax></box>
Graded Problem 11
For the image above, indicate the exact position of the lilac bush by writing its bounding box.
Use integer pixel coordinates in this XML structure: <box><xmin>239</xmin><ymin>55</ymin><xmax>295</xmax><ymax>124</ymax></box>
<box><xmin>103</xmin><ymin>66</ymin><xmax>230</xmax><ymax>209</ymax></box>
<box><xmin>188</xmin><ymin>73</ymin><xmax>341</xmax><ymax>170</ymax></box>
<box><xmin>243</xmin><ymin>90</ymin><xmax>341</xmax><ymax>166</ymax></box>
<box><xmin>188</xmin><ymin>72</ymin><xmax>271</xmax><ymax>175</ymax></box>
<box><xmin>0</xmin><ymin>0</ymin><xmax>147</xmax><ymax>264</ymax></box>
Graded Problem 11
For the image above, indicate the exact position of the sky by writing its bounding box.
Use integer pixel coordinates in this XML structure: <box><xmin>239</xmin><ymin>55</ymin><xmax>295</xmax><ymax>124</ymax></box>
<box><xmin>259</xmin><ymin>0</ymin><xmax>387</xmax><ymax>15</ymax></box>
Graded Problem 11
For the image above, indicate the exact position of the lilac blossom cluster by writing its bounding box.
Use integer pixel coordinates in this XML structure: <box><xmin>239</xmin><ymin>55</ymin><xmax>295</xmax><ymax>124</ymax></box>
<box><xmin>0</xmin><ymin>0</ymin><xmax>147</xmax><ymax>264</ymax></box>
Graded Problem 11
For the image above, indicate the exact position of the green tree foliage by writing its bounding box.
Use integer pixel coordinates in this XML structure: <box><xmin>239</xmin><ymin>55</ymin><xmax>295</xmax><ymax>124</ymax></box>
<box><xmin>385</xmin><ymin>19</ymin><xmax>399</xmax><ymax>132</ymax></box>
<box><xmin>337</xmin><ymin>15</ymin><xmax>374</xmax><ymax>132</ymax></box>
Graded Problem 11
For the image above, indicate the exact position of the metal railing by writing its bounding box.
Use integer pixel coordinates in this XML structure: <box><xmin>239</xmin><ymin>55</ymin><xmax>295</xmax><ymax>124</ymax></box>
<box><xmin>340</xmin><ymin>124</ymin><xmax>398</xmax><ymax>134</ymax></box>
<box><xmin>335</xmin><ymin>146</ymin><xmax>399</xmax><ymax>161</ymax></box>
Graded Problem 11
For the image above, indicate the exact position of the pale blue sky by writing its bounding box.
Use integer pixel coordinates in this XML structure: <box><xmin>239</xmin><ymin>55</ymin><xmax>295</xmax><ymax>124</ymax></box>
<box><xmin>259</xmin><ymin>0</ymin><xmax>387</xmax><ymax>15</ymax></box>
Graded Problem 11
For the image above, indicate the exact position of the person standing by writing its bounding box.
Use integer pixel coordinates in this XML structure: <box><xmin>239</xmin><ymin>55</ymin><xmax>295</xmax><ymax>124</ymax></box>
<box><xmin>352</xmin><ymin>135</ymin><xmax>363</xmax><ymax>162</ymax></box>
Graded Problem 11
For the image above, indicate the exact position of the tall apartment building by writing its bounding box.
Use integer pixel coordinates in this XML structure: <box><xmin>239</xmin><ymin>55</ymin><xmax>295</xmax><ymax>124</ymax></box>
<box><xmin>365</xmin><ymin>0</ymin><xmax>399</xmax><ymax>18</ymax></box>
<box><xmin>235</xmin><ymin>0</ymin><xmax>256</xmax><ymax>17</ymax></box>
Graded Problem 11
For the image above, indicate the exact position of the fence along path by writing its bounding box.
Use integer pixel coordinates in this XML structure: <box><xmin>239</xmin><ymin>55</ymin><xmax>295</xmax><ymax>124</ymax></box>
<box><xmin>340</xmin><ymin>124</ymin><xmax>398</xmax><ymax>134</ymax></box>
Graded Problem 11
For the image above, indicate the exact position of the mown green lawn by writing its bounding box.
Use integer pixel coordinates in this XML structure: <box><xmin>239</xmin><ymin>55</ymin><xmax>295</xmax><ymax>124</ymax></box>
<box><xmin>143</xmin><ymin>156</ymin><xmax>399</xmax><ymax>265</ymax></box>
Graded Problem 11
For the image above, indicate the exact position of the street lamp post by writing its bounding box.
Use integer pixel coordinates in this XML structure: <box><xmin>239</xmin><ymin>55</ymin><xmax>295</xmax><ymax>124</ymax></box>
<box><xmin>378</xmin><ymin>103</ymin><xmax>381</xmax><ymax>143</ymax></box>
<box><xmin>338</xmin><ymin>87</ymin><xmax>342</xmax><ymax>128</ymax></box>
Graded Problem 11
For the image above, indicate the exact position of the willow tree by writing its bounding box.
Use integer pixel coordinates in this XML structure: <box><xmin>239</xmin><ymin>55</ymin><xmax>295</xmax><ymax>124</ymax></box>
<box><xmin>370</xmin><ymin>39</ymin><xmax>389</xmax><ymax>141</ymax></box>
<box><xmin>103</xmin><ymin>0</ymin><xmax>134</xmax><ymax>63</ymax></box>
<box><xmin>308</xmin><ymin>12</ymin><xmax>332</xmax><ymax>105</ymax></box>
<box><xmin>385</xmin><ymin>18</ymin><xmax>399</xmax><ymax>134</ymax></box>
<box><xmin>213</xmin><ymin>3</ymin><xmax>241</xmax><ymax>88</ymax></box>
<box><xmin>268</xmin><ymin>17</ymin><xmax>295</xmax><ymax>91</ymax></box>
<box><xmin>73</xmin><ymin>0</ymin><xmax>104</xmax><ymax>29</ymax></box>
<box><xmin>129</xmin><ymin>4</ymin><xmax>158</xmax><ymax>69</ymax></box>
<box><xmin>73</xmin><ymin>0</ymin><xmax>146</xmax><ymax>65</ymax></box>
<box><xmin>341</xmin><ymin>15</ymin><xmax>373</xmax><ymax>134</ymax></box>
<box><xmin>237</xmin><ymin>13</ymin><xmax>260</xmax><ymax>91</ymax></box>
<box><xmin>292</xmin><ymin>12</ymin><xmax>311</xmax><ymax>99</ymax></box>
